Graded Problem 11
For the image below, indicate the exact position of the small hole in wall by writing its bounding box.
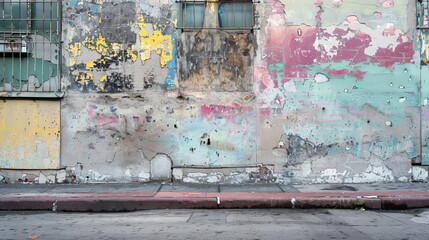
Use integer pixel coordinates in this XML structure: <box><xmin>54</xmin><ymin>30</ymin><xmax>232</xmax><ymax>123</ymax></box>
<box><xmin>367</xmin><ymin>120</ymin><xmax>370</xmax><ymax>124</ymax></box>
<box><xmin>322</xmin><ymin>107</ymin><xmax>326</xmax><ymax>111</ymax></box>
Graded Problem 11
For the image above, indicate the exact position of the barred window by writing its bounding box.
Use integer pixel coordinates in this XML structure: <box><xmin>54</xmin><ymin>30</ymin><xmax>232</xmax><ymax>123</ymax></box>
<box><xmin>0</xmin><ymin>0</ymin><xmax>62</xmax><ymax>97</ymax></box>
<box><xmin>418</xmin><ymin>0</ymin><xmax>429</xmax><ymax>28</ymax></box>
<box><xmin>177</xmin><ymin>0</ymin><xmax>255</xmax><ymax>31</ymax></box>
<box><xmin>218</xmin><ymin>2</ymin><xmax>253</xmax><ymax>30</ymax></box>
<box><xmin>180</xmin><ymin>2</ymin><xmax>205</xmax><ymax>29</ymax></box>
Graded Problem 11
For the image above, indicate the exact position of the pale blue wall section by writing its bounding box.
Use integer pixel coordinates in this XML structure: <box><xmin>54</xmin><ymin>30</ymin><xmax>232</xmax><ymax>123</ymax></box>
<box><xmin>422</xmin><ymin>66</ymin><xmax>429</xmax><ymax>165</ymax></box>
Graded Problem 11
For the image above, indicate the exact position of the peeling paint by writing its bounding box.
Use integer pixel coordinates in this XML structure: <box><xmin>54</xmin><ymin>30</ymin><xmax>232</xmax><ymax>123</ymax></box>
<box><xmin>3</xmin><ymin>0</ymin><xmax>427</xmax><ymax>184</ymax></box>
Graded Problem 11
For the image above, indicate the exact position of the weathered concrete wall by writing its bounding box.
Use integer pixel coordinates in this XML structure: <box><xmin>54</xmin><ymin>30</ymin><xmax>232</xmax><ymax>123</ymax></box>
<box><xmin>0</xmin><ymin>100</ymin><xmax>60</xmax><ymax>170</ymax></box>
<box><xmin>255</xmin><ymin>0</ymin><xmax>421</xmax><ymax>183</ymax></box>
<box><xmin>1</xmin><ymin>0</ymin><xmax>428</xmax><ymax>184</ymax></box>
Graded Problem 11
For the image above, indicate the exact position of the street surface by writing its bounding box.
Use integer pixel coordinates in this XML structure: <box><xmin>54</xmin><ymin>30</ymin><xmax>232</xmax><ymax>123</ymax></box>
<box><xmin>1</xmin><ymin>209</ymin><xmax>429</xmax><ymax>240</ymax></box>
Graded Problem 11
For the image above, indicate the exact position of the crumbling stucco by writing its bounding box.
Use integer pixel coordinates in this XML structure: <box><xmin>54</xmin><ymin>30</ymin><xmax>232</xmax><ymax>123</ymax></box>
<box><xmin>1</xmin><ymin>0</ymin><xmax>428</xmax><ymax>184</ymax></box>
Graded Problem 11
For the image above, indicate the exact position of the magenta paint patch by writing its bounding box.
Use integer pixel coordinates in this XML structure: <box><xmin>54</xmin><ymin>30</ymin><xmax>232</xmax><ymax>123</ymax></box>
<box><xmin>200</xmin><ymin>103</ymin><xmax>253</xmax><ymax>120</ymax></box>
<box><xmin>88</xmin><ymin>106</ymin><xmax>119</xmax><ymax>126</ymax></box>
<box><xmin>264</xmin><ymin>25</ymin><xmax>318</xmax><ymax>82</ymax></box>
<box><xmin>257</xmin><ymin>1</ymin><xmax>414</xmax><ymax>100</ymax></box>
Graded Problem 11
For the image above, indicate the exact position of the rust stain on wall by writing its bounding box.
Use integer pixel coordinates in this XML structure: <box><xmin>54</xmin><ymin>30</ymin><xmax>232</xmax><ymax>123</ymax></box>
<box><xmin>179</xmin><ymin>30</ymin><xmax>255</xmax><ymax>92</ymax></box>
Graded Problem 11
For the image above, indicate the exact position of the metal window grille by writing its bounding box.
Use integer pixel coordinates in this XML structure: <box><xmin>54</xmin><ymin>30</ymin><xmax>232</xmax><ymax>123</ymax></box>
<box><xmin>0</xmin><ymin>0</ymin><xmax>61</xmax><ymax>97</ymax></box>
<box><xmin>177</xmin><ymin>0</ymin><xmax>256</xmax><ymax>30</ymax></box>
<box><xmin>418</xmin><ymin>0</ymin><xmax>429</xmax><ymax>28</ymax></box>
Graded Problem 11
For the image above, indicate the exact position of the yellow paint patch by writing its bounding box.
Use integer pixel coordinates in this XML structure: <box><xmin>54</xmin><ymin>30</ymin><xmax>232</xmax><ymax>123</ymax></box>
<box><xmin>84</xmin><ymin>36</ymin><xmax>96</xmax><ymax>51</ymax></box>
<box><xmin>68</xmin><ymin>15</ymin><xmax>175</xmax><ymax>84</ymax></box>
<box><xmin>69</xmin><ymin>42</ymin><xmax>82</xmax><ymax>66</ymax></box>
<box><xmin>86</xmin><ymin>60</ymin><xmax>96</xmax><ymax>70</ymax></box>
<box><xmin>127</xmin><ymin>48</ymin><xmax>138</xmax><ymax>62</ymax></box>
<box><xmin>99</xmin><ymin>75</ymin><xmax>107</xmax><ymax>82</ymax></box>
<box><xmin>210</xmin><ymin>3</ymin><xmax>215</xmax><ymax>13</ymax></box>
<box><xmin>0</xmin><ymin>100</ymin><xmax>60</xmax><ymax>169</ymax></box>
<box><xmin>111</xmin><ymin>43</ymin><xmax>123</xmax><ymax>56</ymax></box>
<box><xmin>96</xmin><ymin>34</ymin><xmax>108</xmax><ymax>55</ymax></box>
<box><xmin>420</xmin><ymin>32</ymin><xmax>429</xmax><ymax>62</ymax></box>
<box><xmin>75</xmin><ymin>72</ymin><xmax>94</xmax><ymax>84</ymax></box>
<box><xmin>137</xmin><ymin>16</ymin><xmax>173</xmax><ymax>67</ymax></box>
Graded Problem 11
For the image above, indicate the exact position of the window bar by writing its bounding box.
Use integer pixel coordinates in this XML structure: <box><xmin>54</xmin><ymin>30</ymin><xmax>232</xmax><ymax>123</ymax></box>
<box><xmin>49</xmin><ymin>0</ymin><xmax>53</xmax><ymax>92</ymax></box>
<box><xmin>225</xmin><ymin>0</ymin><xmax>228</xmax><ymax>29</ymax></box>
<box><xmin>251</xmin><ymin>0</ymin><xmax>254</xmax><ymax>30</ymax></box>
<box><xmin>18</xmin><ymin>0</ymin><xmax>22</xmax><ymax>92</ymax></box>
<box><xmin>2</xmin><ymin>1</ymin><xmax>5</xmax><ymax>91</ymax></box>
<box><xmin>57</xmin><ymin>0</ymin><xmax>61</xmax><ymax>92</ymax></box>
<box><xmin>10</xmin><ymin>0</ymin><xmax>15</xmax><ymax>92</ymax></box>
<box><xmin>183</xmin><ymin>0</ymin><xmax>187</xmax><ymax>28</ymax></box>
<box><xmin>26</xmin><ymin>0</ymin><xmax>30</xmax><ymax>92</ymax></box>
<box><xmin>42</xmin><ymin>0</ymin><xmax>45</xmax><ymax>92</ymax></box>
<box><xmin>32</xmin><ymin>0</ymin><xmax>36</xmax><ymax>92</ymax></box>
<box><xmin>193</xmin><ymin>0</ymin><xmax>196</xmax><ymax>29</ymax></box>
<box><xmin>244</xmin><ymin>0</ymin><xmax>246</xmax><ymax>29</ymax></box>
<box><xmin>233</xmin><ymin>0</ymin><xmax>236</xmax><ymax>29</ymax></box>
<box><xmin>423</xmin><ymin>0</ymin><xmax>429</xmax><ymax>27</ymax></box>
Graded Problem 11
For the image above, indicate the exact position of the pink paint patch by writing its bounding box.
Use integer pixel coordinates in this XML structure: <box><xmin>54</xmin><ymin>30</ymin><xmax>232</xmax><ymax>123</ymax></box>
<box><xmin>371</xmin><ymin>42</ymin><xmax>414</xmax><ymax>68</ymax></box>
<box><xmin>325</xmin><ymin>69</ymin><xmax>366</xmax><ymax>81</ymax></box>
<box><xmin>132</xmin><ymin>116</ymin><xmax>140</xmax><ymax>123</ymax></box>
<box><xmin>314</xmin><ymin>0</ymin><xmax>323</xmax><ymax>6</ymax></box>
<box><xmin>349</xmin><ymin>71</ymin><xmax>365</xmax><ymax>81</ymax></box>
<box><xmin>326</xmin><ymin>69</ymin><xmax>349</xmax><ymax>76</ymax></box>
<box><xmin>265</xmin><ymin>25</ymin><xmax>319</xmax><ymax>81</ymax></box>
<box><xmin>424</xmin><ymin>109</ymin><xmax>429</xmax><ymax>120</ymax></box>
<box><xmin>87</xmin><ymin>105</ymin><xmax>119</xmax><ymax>126</ymax></box>
<box><xmin>258</xmin><ymin>108</ymin><xmax>272</xmax><ymax>118</ymax></box>
<box><xmin>373</xmin><ymin>11</ymin><xmax>382</xmax><ymax>20</ymax></box>
<box><xmin>332</xmin><ymin>0</ymin><xmax>343</xmax><ymax>7</ymax></box>
<box><xmin>344</xmin><ymin>15</ymin><xmax>360</xmax><ymax>24</ymax></box>
<box><xmin>200</xmin><ymin>103</ymin><xmax>253</xmax><ymax>121</ymax></box>
<box><xmin>109</xmin><ymin>117</ymin><xmax>119</xmax><ymax>124</ymax></box>
<box><xmin>88</xmin><ymin>106</ymin><xmax>96</xmax><ymax>118</ymax></box>
<box><xmin>254</xmin><ymin>67</ymin><xmax>272</xmax><ymax>91</ymax></box>
<box><xmin>380</xmin><ymin>0</ymin><xmax>394</xmax><ymax>8</ymax></box>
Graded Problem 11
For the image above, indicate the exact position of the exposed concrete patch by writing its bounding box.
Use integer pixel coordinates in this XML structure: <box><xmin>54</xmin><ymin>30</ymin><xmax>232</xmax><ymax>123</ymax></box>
<box><xmin>87</xmin><ymin>170</ymin><xmax>111</xmax><ymax>182</ymax></box>
<box><xmin>38</xmin><ymin>172</ymin><xmax>48</xmax><ymax>184</ymax></box>
<box><xmin>280</xmin><ymin>134</ymin><xmax>328</xmax><ymax>166</ymax></box>
<box><xmin>172</xmin><ymin>168</ymin><xmax>183</xmax><ymax>181</ymax></box>
<box><xmin>138</xmin><ymin>171</ymin><xmax>150</xmax><ymax>182</ymax></box>
<box><xmin>56</xmin><ymin>170</ymin><xmax>67</xmax><ymax>183</ymax></box>
<box><xmin>412</xmin><ymin>166</ymin><xmax>429</xmax><ymax>182</ymax></box>
<box><xmin>384</xmin><ymin>153</ymin><xmax>412</xmax><ymax>178</ymax></box>
<box><xmin>150</xmin><ymin>154</ymin><xmax>172</xmax><ymax>181</ymax></box>
<box><xmin>249</xmin><ymin>165</ymin><xmax>276</xmax><ymax>183</ymax></box>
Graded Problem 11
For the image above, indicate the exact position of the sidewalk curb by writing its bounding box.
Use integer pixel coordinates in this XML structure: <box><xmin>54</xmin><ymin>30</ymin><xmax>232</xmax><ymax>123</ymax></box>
<box><xmin>1</xmin><ymin>193</ymin><xmax>429</xmax><ymax>212</ymax></box>
<box><xmin>380</xmin><ymin>197</ymin><xmax>429</xmax><ymax>209</ymax></box>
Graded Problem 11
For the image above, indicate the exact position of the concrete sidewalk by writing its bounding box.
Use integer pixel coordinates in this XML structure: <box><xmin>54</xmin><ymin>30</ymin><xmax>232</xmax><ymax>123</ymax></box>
<box><xmin>1</xmin><ymin>182</ymin><xmax>429</xmax><ymax>212</ymax></box>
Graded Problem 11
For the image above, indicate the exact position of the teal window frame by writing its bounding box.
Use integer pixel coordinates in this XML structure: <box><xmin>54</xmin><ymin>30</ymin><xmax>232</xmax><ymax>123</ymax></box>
<box><xmin>177</xmin><ymin>0</ymin><xmax>255</xmax><ymax>31</ymax></box>
<box><xmin>218</xmin><ymin>1</ymin><xmax>253</xmax><ymax>30</ymax></box>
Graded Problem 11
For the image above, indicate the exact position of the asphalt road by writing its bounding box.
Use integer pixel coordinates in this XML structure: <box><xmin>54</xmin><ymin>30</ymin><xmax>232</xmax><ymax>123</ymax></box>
<box><xmin>1</xmin><ymin>209</ymin><xmax>429</xmax><ymax>240</ymax></box>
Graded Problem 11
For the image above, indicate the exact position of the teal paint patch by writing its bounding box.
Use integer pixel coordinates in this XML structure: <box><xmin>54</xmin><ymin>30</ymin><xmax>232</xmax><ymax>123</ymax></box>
<box><xmin>68</xmin><ymin>0</ymin><xmax>79</xmax><ymax>8</ymax></box>
<box><xmin>0</xmin><ymin>57</ymin><xmax>57</xmax><ymax>90</ymax></box>
<box><xmin>165</xmin><ymin>35</ymin><xmax>177</xmax><ymax>91</ymax></box>
<box><xmin>163</xmin><ymin>107</ymin><xmax>256</xmax><ymax>167</ymax></box>
<box><xmin>89</xmin><ymin>4</ymin><xmax>101</xmax><ymax>13</ymax></box>
<box><xmin>421</xmin><ymin>66</ymin><xmax>429</xmax><ymax>165</ymax></box>
<box><xmin>261</xmin><ymin>62</ymin><xmax>420</xmax><ymax>163</ymax></box>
